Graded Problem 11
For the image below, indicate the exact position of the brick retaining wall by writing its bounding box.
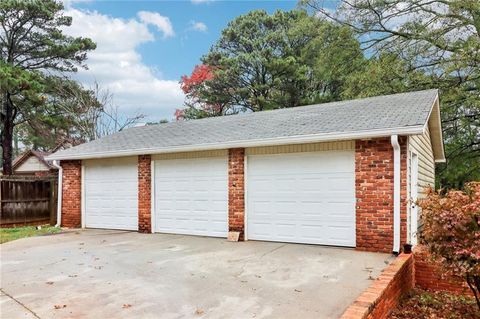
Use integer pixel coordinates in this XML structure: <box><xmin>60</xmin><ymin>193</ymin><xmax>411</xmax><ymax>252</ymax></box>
<box><xmin>341</xmin><ymin>246</ymin><xmax>474</xmax><ymax>319</ymax></box>
<box><xmin>414</xmin><ymin>246</ymin><xmax>472</xmax><ymax>296</ymax></box>
<box><xmin>340</xmin><ymin>254</ymin><xmax>414</xmax><ymax>319</ymax></box>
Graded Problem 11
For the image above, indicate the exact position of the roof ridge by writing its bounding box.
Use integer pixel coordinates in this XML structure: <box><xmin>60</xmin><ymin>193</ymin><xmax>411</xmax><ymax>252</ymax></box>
<box><xmin>46</xmin><ymin>89</ymin><xmax>440</xmax><ymax>161</ymax></box>
<box><xmin>136</xmin><ymin>88</ymin><xmax>439</xmax><ymax>130</ymax></box>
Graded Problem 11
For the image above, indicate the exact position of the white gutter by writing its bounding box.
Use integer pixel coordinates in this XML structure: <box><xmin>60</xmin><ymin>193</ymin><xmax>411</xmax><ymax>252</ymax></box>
<box><xmin>391</xmin><ymin>135</ymin><xmax>401</xmax><ymax>254</ymax></box>
<box><xmin>45</xmin><ymin>125</ymin><xmax>425</xmax><ymax>161</ymax></box>
<box><xmin>52</xmin><ymin>160</ymin><xmax>63</xmax><ymax>228</ymax></box>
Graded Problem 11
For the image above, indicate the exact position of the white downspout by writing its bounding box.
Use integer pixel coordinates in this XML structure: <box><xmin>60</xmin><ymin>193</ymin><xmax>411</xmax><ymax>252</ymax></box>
<box><xmin>391</xmin><ymin>135</ymin><xmax>401</xmax><ymax>254</ymax></box>
<box><xmin>52</xmin><ymin>160</ymin><xmax>63</xmax><ymax>227</ymax></box>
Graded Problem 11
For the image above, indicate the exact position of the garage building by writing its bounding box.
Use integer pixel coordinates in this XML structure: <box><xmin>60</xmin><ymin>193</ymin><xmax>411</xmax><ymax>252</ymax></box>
<box><xmin>47</xmin><ymin>89</ymin><xmax>445</xmax><ymax>253</ymax></box>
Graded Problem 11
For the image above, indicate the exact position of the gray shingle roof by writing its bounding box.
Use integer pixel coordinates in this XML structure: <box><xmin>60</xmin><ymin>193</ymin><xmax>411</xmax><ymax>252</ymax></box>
<box><xmin>47</xmin><ymin>89</ymin><xmax>438</xmax><ymax>160</ymax></box>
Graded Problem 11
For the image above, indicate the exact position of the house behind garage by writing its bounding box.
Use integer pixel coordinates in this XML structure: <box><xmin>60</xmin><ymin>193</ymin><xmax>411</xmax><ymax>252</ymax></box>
<box><xmin>46</xmin><ymin>89</ymin><xmax>444</xmax><ymax>254</ymax></box>
<box><xmin>0</xmin><ymin>150</ymin><xmax>57</xmax><ymax>177</ymax></box>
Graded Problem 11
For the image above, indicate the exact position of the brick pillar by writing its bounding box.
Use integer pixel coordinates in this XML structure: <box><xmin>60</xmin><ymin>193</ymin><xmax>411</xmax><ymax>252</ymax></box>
<box><xmin>355</xmin><ymin>137</ymin><xmax>407</xmax><ymax>253</ymax></box>
<box><xmin>228</xmin><ymin>148</ymin><xmax>245</xmax><ymax>240</ymax></box>
<box><xmin>61</xmin><ymin>160</ymin><xmax>82</xmax><ymax>228</ymax></box>
<box><xmin>138</xmin><ymin>155</ymin><xmax>151</xmax><ymax>233</ymax></box>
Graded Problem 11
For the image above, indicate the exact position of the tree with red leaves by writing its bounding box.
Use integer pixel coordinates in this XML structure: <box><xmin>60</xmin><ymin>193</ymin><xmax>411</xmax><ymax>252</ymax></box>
<box><xmin>177</xmin><ymin>64</ymin><xmax>232</xmax><ymax>120</ymax></box>
<box><xmin>176</xmin><ymin>9</ymin><xmax>363</xmax><ymax>120</ymax></box>
<box><xmin>180</xmin><ymin>64</ymin><xmax>214</xmax><ymax>94</ymax></box>
<box><xmin>418</xmin><ymin>182</ymin><xmax>480</xmax><ymax>309</ymax></box>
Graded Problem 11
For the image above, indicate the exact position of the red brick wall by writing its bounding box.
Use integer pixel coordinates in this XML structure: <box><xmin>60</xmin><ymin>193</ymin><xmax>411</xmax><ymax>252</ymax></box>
<box><xmin>61</xmin><ymin>160</ymin><xmax>82</xmax><ymax>228</ymax></box>
<box><xmin>355</xmin><ymin>138</ymin><xmax>407</xmax><ymax>253</ymax></box>
<box><xmin>341</xmin><ymin>254</ymin><xmax>414</xmax><ymax>319</ymax></box>
<box><xmin>138</xmin><ymin>155</ymin><xmax>151</xmax><ymax>233</ymax></box>
<box><xmin>228</xmin><ymin>148</ymin><xmax>245</xmax><ymax>240</ymax></box>
<box><xmin>341</xmin><ymin>249</ymin><xmax>474</xmax><ymax>319</ymax></box>
<box><xmin>414</xmin><ymin>246</ymin><xmax>472</xmax><ymax>295</ymax></box>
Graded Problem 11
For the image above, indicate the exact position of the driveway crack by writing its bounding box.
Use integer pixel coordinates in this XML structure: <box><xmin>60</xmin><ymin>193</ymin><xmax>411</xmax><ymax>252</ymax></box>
<box><xmin>1</xmin><ymin>288</ymin><xmax>41</xmax><ymax>319</ymax></box>
<box><xmin>234</xmin><ymin>243</ymin><xmax>288</xmax><ymax>278</ymax></box>
<box><xmin>260</xmin><ymin>243</ymin><xmax>287</xmax><ymax>258</ymax></box>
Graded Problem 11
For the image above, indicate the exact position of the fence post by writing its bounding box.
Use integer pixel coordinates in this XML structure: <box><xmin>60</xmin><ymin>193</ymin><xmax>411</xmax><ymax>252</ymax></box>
<box><xmin>0</xmin><ymin>180</ymin><xmax>3</xmax><ymax>218</ymax></box>
<box><xmin>49</xmin><ymin>179</ymin><xmax>56</xmax><ymax>226</ymax></box>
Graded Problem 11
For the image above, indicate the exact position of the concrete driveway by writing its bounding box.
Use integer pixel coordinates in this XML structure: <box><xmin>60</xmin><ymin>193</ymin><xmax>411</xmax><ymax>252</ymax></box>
<box><xmin>1</xmin><ymin>229</ymin><xmax>391</xmax><ymax>319</ymax></box>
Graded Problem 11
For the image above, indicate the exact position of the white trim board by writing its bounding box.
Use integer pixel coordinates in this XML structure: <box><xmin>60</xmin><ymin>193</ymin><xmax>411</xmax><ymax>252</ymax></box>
<box><xmin>150</xmin><ymin>159</ymin><xmax>155</xmax><ymax>234</ymax></box>
<box><xmin>81</xmin><ymin>162</ymin><xmax>86</xmax><ymax>228</ymax></box>
<box><xmin>46</xmin><ymin>125</ymin><xmax>425</xmax><ymax>161</ymax></box>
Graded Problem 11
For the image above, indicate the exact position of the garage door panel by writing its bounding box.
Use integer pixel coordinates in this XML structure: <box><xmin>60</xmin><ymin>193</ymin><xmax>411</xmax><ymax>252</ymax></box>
<box><xmin>84</xmin><ymin>157</ymin><xmax>138</xmax><ymax>231</ymax></box>
<box><xmin>298</xmin><ymin>226</ymin><xmax>326</xmax><ymax>243</ymax></box>
<box><xmin>155</xmin><ymin>157</ymin><xmax>228</xmax><ymax>237</ymax></box>
<box><xmin>327</xmin><ymin>203</ymin><xmax>354</xmax><ymax>216</ymax></box>
<box><xmin>247</xmin><ymin>151</ymin><xmax>355</xmax><ymax>247</ymax></box>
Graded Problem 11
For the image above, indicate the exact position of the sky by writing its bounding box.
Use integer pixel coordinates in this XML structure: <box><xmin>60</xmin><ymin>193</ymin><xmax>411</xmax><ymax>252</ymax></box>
<box><xmin>63</xmin><ymin>0</ymin><xmax>314</xmax><ymax>122</ymax></box>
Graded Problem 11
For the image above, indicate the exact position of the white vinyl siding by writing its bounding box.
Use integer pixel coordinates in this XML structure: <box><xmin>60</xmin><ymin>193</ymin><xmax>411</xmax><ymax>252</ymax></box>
<box><xmin>246</xmin><ymin>140</ymin><xmax>355</xmax><ymax>155</ymax></box>
<box><xmin>15</xmin><ymin>156</ymin><xmax>50</xmax><ymax>172</ymax></box>
<box><xmin>408</xmin><ymin>128</ymin><xmax>436</xmax><ymax>240</ymax></box>
<box><xmin>152</xmin><ymin>149</ymin><xmax>228</xmax><ymax>160</ymax></box>
<box><xmin>409</xmin><ymin>127</ymin><xmax>435</xmax><ymax>199</ymax></box>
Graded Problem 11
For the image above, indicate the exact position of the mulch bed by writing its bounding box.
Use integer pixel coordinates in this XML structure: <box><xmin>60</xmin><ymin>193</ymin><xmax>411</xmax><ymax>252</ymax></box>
<box><xmin>389</xmin><ymin>288</ymin><xmax>480</xmax><ymax>319</ymax></box>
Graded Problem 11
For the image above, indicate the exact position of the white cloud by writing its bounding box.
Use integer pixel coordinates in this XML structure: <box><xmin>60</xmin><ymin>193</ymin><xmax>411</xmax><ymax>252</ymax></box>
<box><xmin>137</xmin><ymin>11</ymin><xmax>175</xmax><ymax>39</ymax></box>
<box><xmin>189</xmin><ymin>21</ymin><xmax>207</xmax><ymax>32</ymax></box>
<box><xmin>64</xmin><ymin>8</ymin><xmax>184</xmax><ymax>120</ymax></box>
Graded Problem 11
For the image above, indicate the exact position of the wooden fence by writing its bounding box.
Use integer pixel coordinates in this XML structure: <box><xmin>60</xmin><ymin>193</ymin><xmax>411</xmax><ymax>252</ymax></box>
<box><xmin>0</xmin><ymin>176</ymin><xmax>58</xmax><ymax>227</ymax></box>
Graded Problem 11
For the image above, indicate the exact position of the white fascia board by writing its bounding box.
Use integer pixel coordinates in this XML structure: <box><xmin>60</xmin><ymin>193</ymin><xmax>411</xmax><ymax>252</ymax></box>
<box><xmin>45</xmin><ymin>125</ymin><xmax>424</xmax><ymax>161</ymax></box>
<box><xmin>423</xmin><ymin>94</ymin><xmax>446</xmax><ymax>162</ymax></box>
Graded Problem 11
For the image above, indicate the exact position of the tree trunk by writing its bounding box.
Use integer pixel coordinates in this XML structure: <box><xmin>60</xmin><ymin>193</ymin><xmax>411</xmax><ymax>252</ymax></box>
<box><xmin>1</xmin><ymin>93</ymin><xmax>14</xmax><ymax>175</ymax></box>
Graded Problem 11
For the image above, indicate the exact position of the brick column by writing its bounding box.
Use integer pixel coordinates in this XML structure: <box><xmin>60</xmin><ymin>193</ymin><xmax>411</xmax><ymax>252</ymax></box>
<box><xmin>228</xmin><ymin>148</ymin><xmax>245</xmax><ymax>240</ymax></box>
<box><xmin>355</xmin><ymin>137</ymin><xmax>407</xmax><ymax>253</ymax></box>
<box><xmin>138</xmin><ymin>155</ymin><xmax>151</xmax><ymax>233</ymax></box>
<box><xmin>61</xmin><ymin>160</ymin><xmax>82</xmax><ymax>228</ymax></box>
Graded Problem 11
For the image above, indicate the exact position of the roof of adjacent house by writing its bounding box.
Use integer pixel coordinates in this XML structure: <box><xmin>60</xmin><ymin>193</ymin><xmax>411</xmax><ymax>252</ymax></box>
<box><xmin>9</xmin><ymin>150</ymin><xmax>56</xmax><ymax>171</ymax></box>
<box><xmin>46</xmin><ymin>89</ymin><xmax>445</xmax><ymax>162</ymax></box>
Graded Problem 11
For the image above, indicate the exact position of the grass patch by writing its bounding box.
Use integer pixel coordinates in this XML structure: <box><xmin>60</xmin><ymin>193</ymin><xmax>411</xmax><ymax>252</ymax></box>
<box><xmin>389</xmin><ymin>288</ymin><xmax>479</xmax><ymax>319</ymax></box>
<box><xmin>0</xmin><ymin>225</ymin><xmax>61</xmax><ymax>244</ymax></box>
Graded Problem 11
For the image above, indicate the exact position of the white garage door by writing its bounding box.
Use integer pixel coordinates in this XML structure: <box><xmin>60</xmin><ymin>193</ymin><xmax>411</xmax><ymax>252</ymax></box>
<box><xmin>154</xmin><ymin>157</ymin><xmax>228</xmax><ymax>237</ymax></box>
<box><xmin>84</xmin><ymin>157</ymin><xmax>138</xmax><ymax>230</ymax></box>
<box><xmin>247</xmin><ymin>151</ymin><xmax>355</xmax><ymax>247</ymax></box>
